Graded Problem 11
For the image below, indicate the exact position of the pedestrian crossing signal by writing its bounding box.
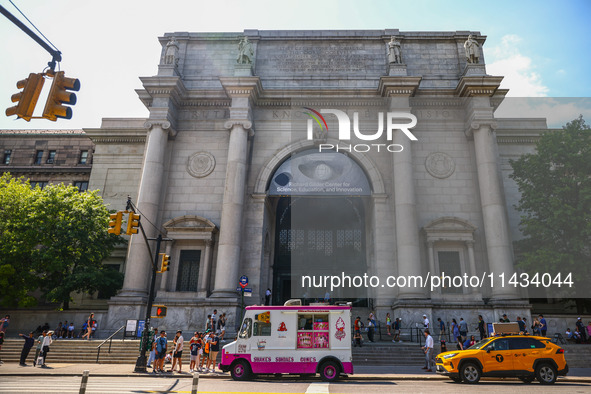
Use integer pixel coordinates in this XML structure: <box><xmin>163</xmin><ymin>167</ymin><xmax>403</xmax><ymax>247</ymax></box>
<box><xmin>153</xmin><ymin>305</ymin><xmax>167</xmax><ymax>318</ymax></box>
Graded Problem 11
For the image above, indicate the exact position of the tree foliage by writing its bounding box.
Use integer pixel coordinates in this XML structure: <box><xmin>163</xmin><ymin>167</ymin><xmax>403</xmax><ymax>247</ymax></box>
<box><xmin>0</xmin><ymin>174</ymin><xmax>124</xmax><ymax>308</ymax></box>
<box><xmin>510</xmin><ymin>116</ymin><xmax>591</xmax><ymax>296</ymax></box>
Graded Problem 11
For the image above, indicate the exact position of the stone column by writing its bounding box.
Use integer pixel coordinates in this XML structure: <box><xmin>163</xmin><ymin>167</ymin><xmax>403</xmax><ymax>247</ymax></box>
<box><xmin>466</xmin><ymin>240</ymin><xmax>478</xmax><ymax>294</ymax></box>
<box><xmin>211</xmin><ymin>120</ymin><xmax>252</xmax><ymax>297</ymax></box>
<box><xmin>471</xmin><ymin>121</ymin><xmax>517</xmax><ymax>299</ymax></box>
<box><xmin>199</xmin><ymin>239</ymin><xmax>214</xmax><ymax>294</ymax></box>
<box><xmin>119</xmin><ymin>121</ymin><xmax>171</xmax><ymax>298</ymax></box>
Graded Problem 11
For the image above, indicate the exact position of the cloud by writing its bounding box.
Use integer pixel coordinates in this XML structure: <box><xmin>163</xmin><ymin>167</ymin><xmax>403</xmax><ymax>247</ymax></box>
<box><xmin>486</xmin><ymin>35</ymin><xmax>549</xmax><ymax>97</ymax></box>
<box><xmin>495</xmin><ymin>98</ymin><xmax>591</xmax><ymax>127</ymax></box>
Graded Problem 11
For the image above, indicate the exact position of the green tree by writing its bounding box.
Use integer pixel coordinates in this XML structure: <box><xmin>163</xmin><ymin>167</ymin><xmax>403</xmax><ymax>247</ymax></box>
<box><xmin>510</xmin><ymin>116</ymin><xmax>591</xmax><ymax>306</ymax></box>
<box><xmin>0</xmin><ymin>174</ymin><xmax>124</xmax><ymax>309</ymax></box>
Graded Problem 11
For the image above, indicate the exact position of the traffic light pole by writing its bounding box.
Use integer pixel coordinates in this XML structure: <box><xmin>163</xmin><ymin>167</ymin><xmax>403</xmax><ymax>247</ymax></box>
<box><xmin>134</xmin><ymin>233</ymin><xmax>161</xmax><ymax>373</ymax></box>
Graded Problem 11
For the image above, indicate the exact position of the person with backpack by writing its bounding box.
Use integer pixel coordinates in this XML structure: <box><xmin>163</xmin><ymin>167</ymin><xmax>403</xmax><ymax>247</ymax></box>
<box><xmin>154</xmin><ymin>331</ymin><xmax>167</xmax><ymax>373</ymax></box>
<box><xmin>200</xmin><ymin>331</ymin><xmax>211</xmax><ymax>371</ymax></box>
<box><xmin>81</xmin><ymin>313</ymin><xmax>95</xmax><ymax>341</ymax></box>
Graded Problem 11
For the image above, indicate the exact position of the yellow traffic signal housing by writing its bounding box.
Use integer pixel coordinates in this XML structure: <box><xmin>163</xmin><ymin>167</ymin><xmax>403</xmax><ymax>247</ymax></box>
<box><xmin>108</xmin><ymin>212</ymin><xmax>123</xmax><ymax>235</ymax></box>
<box><xmin>42</xmin><ymin>71</ymin><xmax>80</xmax><ymax>121</ymax></box>
<box><xmin>157</xmin><ymin>253</ymin><xmax>170</xmax><ymax>273</ymax></box>
<box><xmin>126</xmin><ymin>212</ymin><xmax>141</xmax><ymax>235</ymax></box>
<box><xmin>153</xmin><ymin>305</ymin><xmax>167</xmax><ymax>318</ymax></box>
<box><xmin>5</xmin><ymin>73</ymin><xmax>45</xmax><ymax>121</ymax></box>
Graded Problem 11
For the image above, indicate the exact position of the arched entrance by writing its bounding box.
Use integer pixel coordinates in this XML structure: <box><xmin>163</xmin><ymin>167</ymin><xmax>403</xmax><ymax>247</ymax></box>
<box><xmin>267</xmin><ymin>149</ymin><xmax>372</xmax><ymax>306</ymax></box>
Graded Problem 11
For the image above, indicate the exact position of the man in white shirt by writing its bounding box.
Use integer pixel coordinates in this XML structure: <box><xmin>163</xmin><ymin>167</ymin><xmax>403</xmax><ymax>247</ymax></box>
<box><xmin>422</xmin><ymin>329</ymin><xmax>434</xmax><ymax>372</ymax></box>
<box><xmin>170</xmin><ymin>330</ymin><xmax>184</xmax><ymax>373</ymax></box>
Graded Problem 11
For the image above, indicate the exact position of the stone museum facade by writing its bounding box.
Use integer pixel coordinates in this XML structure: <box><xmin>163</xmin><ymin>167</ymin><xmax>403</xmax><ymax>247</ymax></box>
<box><xmin>84</xmin><ymin>29</ymin><xmax>549</xmax><ymax>332</ymax></box>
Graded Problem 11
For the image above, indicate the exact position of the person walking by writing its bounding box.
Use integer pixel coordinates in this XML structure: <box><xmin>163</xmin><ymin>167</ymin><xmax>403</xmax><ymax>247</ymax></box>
<box><xmin>437</xmin><ymin>318</ymin><xmax>445</xmax><ymax>341</ymax></box>
<box><xmin>393</xmin><ymin>318</ymin><xmax>401</xmax><ymax>342</ymax></box>
<box><xmin>81</xmin><ymin>313</ymin><xmax>95</xmax><ymax>340</ymax></box>
<box><xmin>422</xmin><ymin>329</ymin><xmax>434</xmax><ymax>372</ymax></box>
<box><xmin>265</xmin><ymin>288</ymin><xmax>272</xmax><ymax>305</ymax></box>
<box><xmin>18</xmin><ymin>332</ymin><xmax>35</xmax><ymax>366</ymax></box>
<box><xmin>33</xmin><ymin>331</ymin><xmax>45</xmax><ymax>366</ymax></box>
<box><xmin>478</xmin><ymin>315</ymin><xmax>486</xmax><ymax>340</ymax></box>
<box><xmin>539</xmin><ymin>314</ymin><xmax>548</xmax><ymax>337</ymax></box>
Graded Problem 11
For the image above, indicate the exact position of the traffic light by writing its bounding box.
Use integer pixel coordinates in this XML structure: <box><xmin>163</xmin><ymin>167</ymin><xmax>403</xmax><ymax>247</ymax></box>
<box><xmin>108</xmin><ymin>212</ymin><xmax>123</xmax><ymax>235</ymax></box>
<box><xmin>157</xmin><ymin>253</ymin><xmax>170</xmax><ymax>273</ymax></box>
<box><xmin>126</xmin><ymin>212</ymin><xmax>141</xmax><ymax>235</ymax></box>
<box><xmin>5</xmin><ymin>73</ymin><xmax>45</xmax><ymax>121</ymax></box>
<box><xmin>42</xmin><ymin>71</ymin><xmax>80</xmax><ymax>121</ymax></box>
<box><xmin>153</xmin><ymin>305</ymin><xmax>167</xmax><ymax>318</ymax></box>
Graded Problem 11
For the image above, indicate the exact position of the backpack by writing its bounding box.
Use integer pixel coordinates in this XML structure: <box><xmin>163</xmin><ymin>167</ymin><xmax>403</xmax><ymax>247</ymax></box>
<box><xmin>204</xmin><ymin>340</ymin><xmax>210</xmax><ymax>353</ymax></box>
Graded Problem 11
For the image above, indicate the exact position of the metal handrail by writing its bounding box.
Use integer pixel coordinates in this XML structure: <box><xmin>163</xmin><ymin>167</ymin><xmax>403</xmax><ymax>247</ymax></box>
<box><xmin>96</xmin><ymin>325</ymin><xmax>125</xmax><ymax>363</ymax></box>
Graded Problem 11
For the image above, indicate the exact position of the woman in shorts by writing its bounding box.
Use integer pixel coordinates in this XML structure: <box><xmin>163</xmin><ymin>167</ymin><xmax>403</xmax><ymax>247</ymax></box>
<box><xmin>189</xmin><ymin>332</ymin><xmax>202</xmax><ymax>372</ymax></box>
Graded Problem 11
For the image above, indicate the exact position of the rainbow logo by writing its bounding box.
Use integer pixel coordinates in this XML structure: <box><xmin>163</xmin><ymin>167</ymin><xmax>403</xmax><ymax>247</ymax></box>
<box><xmin>302</xmin><ymin>107</ymin><xmax>328</xmax><ymax>132</ymax></box>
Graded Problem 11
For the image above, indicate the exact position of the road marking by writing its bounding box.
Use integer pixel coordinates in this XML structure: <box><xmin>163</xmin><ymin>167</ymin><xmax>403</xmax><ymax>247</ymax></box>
<box><xmin>305</xmin><ymin>382</ymin><xmax>330</xmax><ymax>394</ymax></box>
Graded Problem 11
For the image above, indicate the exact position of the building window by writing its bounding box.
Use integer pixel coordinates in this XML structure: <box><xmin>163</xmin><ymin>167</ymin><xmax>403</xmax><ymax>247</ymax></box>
<box><xmin>3</xmin><ymin>150</ymin><xmax>11</xmax><ymax>164</ymax></box>
<box><xmin>437</xmin><ymin>251</ymin><xmax>463</xmax><ymax>294</ymax></box>
<box><xmin>34</xmin><ymin>150</ymin><xmax>44</xmax><ymax>165</ymax></box>
<box><xmin>79</xmin><ymin>150</ymin><xmax>89</xmax><ymax>164</ymax></box>
<box><xmin>46</xmin><ymin>150</ymin><xmax>56</xmax><ymax>164</ymax></box>
<box><xmin>31</xmin><ymin>181</ymin><xmax>48</xmax><ymax>189</ymax></box>
<box><xmin>73</xmin><ymin>181</ymin><xmax>88</xmax><ymax>192</ymax></box>
<box><xmin>176</xmin><ymin>250</ymin><xmax>201</xmax><ymax>292</ymax></box>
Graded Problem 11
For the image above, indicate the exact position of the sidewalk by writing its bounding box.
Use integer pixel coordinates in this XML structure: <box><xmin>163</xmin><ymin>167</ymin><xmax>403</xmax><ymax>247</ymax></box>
<box><xmin>0</xmin><ymin>362</ymin><xmax>590</xmax><ymax>382</ymax></box>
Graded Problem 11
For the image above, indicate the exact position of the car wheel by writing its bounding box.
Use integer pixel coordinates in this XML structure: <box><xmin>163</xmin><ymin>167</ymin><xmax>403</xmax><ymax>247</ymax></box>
<box><xmin>519</xmin><ymin>376</ymin><xmax>535</xmax><ymax>384</ymax></box>
<box><xmin>230</xmin><ymin>360</ymin><xmax>252</xmax><ymax>381</ymax></box>
<box><xmin>460</xmin><ymin>362</ymin><xmax>481</xmax><ymax>384</ymax></box>
<box><xmin>536</xmin><ymin>363</ymin><xmax>557</xmax><ymax>385</ymax></box>
<box><xmin>319</xmin><ymin>360</ymin><xmax>340</xmax><ymax>382</ymax></box>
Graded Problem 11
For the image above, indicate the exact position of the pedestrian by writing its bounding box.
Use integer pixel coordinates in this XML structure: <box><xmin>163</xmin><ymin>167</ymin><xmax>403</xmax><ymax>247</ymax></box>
<box><xmin>539</xmin><ymin>314</ymin><xmax>547</xmax><ymax>337</ymax></box>
<box><xmin>54</xmin><ymin>322</ymin><xmax>63</xmax><ymax>339</ymax></box>
<box><xmin>19</xmin><ymin>332</ymin><xmax>35</xmax><ymax>366</ymax></box>
<box><xmin>422</xmin><ymin>314</ymin><xmax>430</xmax><ymax>329</ymax></box>
<box><xmin>393</xmin><ymin>318</ymin><xmax>401</xmax><ymax>342</ymax></box>
<box><xmin>40</xmin><ymin>330</ymin><xmax>53</xmax><ymax>367</ymax></box>
<box><xmin>147</xmin><ymin>328</ymin><xmax>158</xmax><ymax>368</ymax></box>
<box><xmin>501</xmin><ymin>314</ymin><xmax>510</xmax><ymax>322</ymax></box>
<box><xmin>33</xmin><ymin>331</ymin><xmax>45</xmax><ymax>366</ymax></box>
<box><xmin>67</xmin><ymin>322</ymin><xmax>75</xmax><ymax>339</ymax></box>
<box><xmin>204</xmin><ymin>315</ymin><xmax>212</xmax><ymax>331</ymax></box>
<box><xmin>189</xmin><ymin>332</ymin><xmax>202</xmax><ymax>372</ymax></box>
<box><xmin>421</xmin><ymin>329</ymin><xmax>434</xmax><ymax>372</ymax></box>
<box><xmin>366</xmin><ymin>318</ymin><xmax>375</xmax><ymax>342</ymax></box>
<box><xmin>60</xmin><ymin>321</ymin><xmax>68</xmax><ymax>339</ymax></box>
<box><xmin>211</xmin><ymin>310</ymin><xmax>218</xmax><ymax>332</ymax></box>
<box><xmin>532</xmin><ymin>317</ymin><xmax>541</xmax><ymax>335</ymax></box>
<box><xmin>437</xmin><ymin>318</ymin><xmax>445</xmax><ymax>341</ymax></box>
<box><xmin>458</xmin><ymin>317</ymin><xmax>468</xmax><ymax>342</ymax></box>
<box><xmin>170</xmin><ymin>330</ymin><xmax>184</xmax><ymax>373</ymax></box>
<box><xmin>522</xmin><ymin>317</ymin><xmax>529</xmax><ymax>334</ymax></box>
<box><xmin>451</xmin><ymin>319</ymin><xmax>461</xmax><ymax>346</ymax></box>
<box><xmin>154</xmin><ymin>330</ymin><xmax>167</xmax><ymax>373</ymax></box>
<box><xmin>574</xmin><ymin>327</ymin><xmax>582</xmax><ymax>343</ymax></box>
<box><xmin>477</xmin><ymin>315</ymin><xmax>486</xmax><ymax>340</ymax></box>
<box><xmin>78</xmin><ymin>321</ymin><xmax>88</xmax><ymax>338</ymax></box>
<box><xmin>0</xmin><ymin>331</ymin><xmax>4</xmax><ymax>365</ymax></box>
<box><xmin>201</xmin><ymin>331</ymin><xmax>211</xmax><ymax>370</ymax></box>
<box><xmin>324</xmin><ymin>289</ymin><xmax>331</xmax><ymax>304</ymax></box>
<box><xmin>206</xmin><ymin>331</ymin><xmax>220</xmax><ymax>373</ymax></box>
<box><xmin>265</xmin><ymin>288</ymin><xmax>272</xmax><ymax>305</ymax></box>
<box><xmin>463</xmin><ymin>335</ymin><xmax>476</xmax><ymax>349</ymax></box>
<box><xmin>516</xmin><ymin>316</ymin><xmax>526</xmax><ymax>333</ymax></box>
<box><xmin>0</xmin><ymin>315</ymin><xmax>10</xmax><ymax>334</ymax></box>
<box><xmin>576</xmin><ymin>317</ymin><xmax>587</xmax><ymax>342</ymax></box>
<box><xmin>82</xmin><ymin>313</ymin><xmax>95</xmax><ymax>340</ymax></box>
<box><xmin>353</xmin><ymin>330</ymin><xmax>362</xmax><ymax>347</ymax></box>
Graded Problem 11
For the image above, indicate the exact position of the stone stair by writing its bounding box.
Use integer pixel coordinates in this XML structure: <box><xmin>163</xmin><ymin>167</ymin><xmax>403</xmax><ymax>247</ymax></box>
<box><xmin>0</xmin><ymin>339</ymin><xmax>142</xmax><ymax>364</ymax></box>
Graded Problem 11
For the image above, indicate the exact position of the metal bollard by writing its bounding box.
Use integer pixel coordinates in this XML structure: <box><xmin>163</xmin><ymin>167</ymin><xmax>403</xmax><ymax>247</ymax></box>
<box><xmin>79</xmin><ymin>370</ymin><xmax>90</xmax><ymax>394</ymax></box>
<box><xmin>191</xmin><ymin>372</ymin><xmax>199</xmax><ymax>394</ymax></box>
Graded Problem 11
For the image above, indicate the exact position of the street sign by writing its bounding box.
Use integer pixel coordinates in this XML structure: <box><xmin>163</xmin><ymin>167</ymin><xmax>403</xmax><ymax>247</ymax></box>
<box><xmin>239</xmin><ymin>275</ymin><xmax>248</xmax><ymax>288</ymax></box>
<box><xmin>237</xmin><ymin>287</ymin><xmax>252</xmax><ymax>292</ymax></box>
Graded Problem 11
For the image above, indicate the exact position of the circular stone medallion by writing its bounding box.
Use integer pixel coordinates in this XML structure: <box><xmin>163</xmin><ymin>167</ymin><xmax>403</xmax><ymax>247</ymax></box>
<box><xmin>187</xmin><ymin>152</ymin><xmax>215</xmax><ymax>178</ymax></box>
<box><xmin>425</xmin><ymin>152</ymin><xmax>455</xmax><ymax>179</ymax></box>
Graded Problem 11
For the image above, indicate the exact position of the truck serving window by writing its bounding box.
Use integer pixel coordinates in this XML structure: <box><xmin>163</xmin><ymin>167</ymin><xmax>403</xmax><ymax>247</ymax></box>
<box><xmin>297</xmin><ymin>313</ymin><xmax>329</xmax><ymax>349</ymax></box>
<box><xmin>239</xmin><ymin>318</ymin><xmax>252</xmax><ymax>339</ymax></box>
<box><xmin>254</xmin><ymin>321</ymin><xmax>272</xmax><ymax>336</ymax></box>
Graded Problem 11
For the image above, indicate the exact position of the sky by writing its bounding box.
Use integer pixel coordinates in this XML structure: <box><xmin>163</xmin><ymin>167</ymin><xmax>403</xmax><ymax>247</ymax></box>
<box><xmin>0</xmin><ymin>0</ymin><xmax>590</xmax><ymax>130</ymax></box>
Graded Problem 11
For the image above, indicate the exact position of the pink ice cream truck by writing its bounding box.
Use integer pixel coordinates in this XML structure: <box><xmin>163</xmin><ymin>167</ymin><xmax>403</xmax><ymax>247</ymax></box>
<box><xmin>219</xmin><ymin>302</ymin><xmax>353</xmax><ymax>381</ymax></box>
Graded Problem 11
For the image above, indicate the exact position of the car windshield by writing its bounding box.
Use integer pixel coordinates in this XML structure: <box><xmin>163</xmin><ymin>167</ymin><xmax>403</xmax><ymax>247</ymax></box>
<box><xmin>470</xmin><ymin>338</ymin><xmax>493</xmax><ymax>350</ymax></box>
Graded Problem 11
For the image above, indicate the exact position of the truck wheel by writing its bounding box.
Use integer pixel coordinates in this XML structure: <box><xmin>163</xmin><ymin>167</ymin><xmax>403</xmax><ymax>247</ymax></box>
<box><xmin>319</xmin><ymin>360</ymin><xmax>340</xmax><ymax>382</ymax></box>
<box><xmin>460</xmin><ymin>362</ymin><xmax>481</xmax><ymax>384</ymax></box>
<box><xmin>230</xmin><ymin>360</ymin><xmax>252</xmax><ymax>381</ymax></box>
<box><xmin>536</xmin><ymin>363</ymin><xmax>557</xmax><ymax>384</ymax></box>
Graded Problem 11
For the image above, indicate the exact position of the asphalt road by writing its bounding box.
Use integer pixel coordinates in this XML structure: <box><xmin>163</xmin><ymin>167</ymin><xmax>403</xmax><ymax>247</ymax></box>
<box><xmin>0</xmin><ymin>376</ymin><xmax>590</xmax><ymax>394</ymax></box>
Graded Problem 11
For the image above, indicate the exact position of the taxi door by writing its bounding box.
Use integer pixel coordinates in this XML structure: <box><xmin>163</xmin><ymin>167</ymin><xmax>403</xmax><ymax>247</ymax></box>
<box><xmin>510</xmin><ymin>337</ymin><xmax>545</xmax><ymax>372</ymax></box>
<box><xmin>481</xmin><ymin>338</ymin><xmax>514</xmax><ymax>374</ymax></box>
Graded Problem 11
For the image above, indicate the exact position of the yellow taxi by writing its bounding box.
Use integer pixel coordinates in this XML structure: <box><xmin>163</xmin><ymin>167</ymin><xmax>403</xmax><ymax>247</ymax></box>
<box><xmin>436</xmin><ymin>335</ymin><xmax>568</xmax><ymax>384</ymax></box>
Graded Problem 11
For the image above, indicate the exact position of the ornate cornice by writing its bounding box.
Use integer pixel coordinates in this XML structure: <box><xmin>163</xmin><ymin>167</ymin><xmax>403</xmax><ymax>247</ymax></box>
<box><xmin>91</xmin><ymin>136</ymin><xmax>146</xmax><ymax>144</ymax></box>
<box><xmin>456</xmin><ymin>76</ymin><xmax>503</xmax><ymax>97</ymax></box>
<box><xmin>377</xmin><ymin>76</ymin><xmax>422</xmax><ymax>97</ymax></box>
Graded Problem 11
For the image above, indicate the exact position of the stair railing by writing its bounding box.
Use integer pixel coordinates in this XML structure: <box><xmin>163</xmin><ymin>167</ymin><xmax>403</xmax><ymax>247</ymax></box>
<box><xmin>96</xmin><ymin>325</ymin><xmax>125</xmax><ymax>363</ymax></box>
